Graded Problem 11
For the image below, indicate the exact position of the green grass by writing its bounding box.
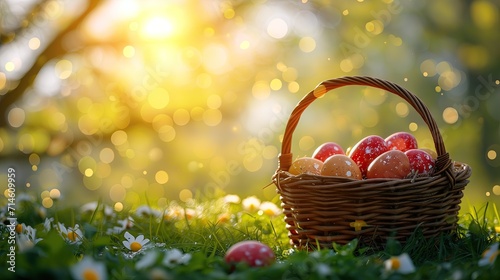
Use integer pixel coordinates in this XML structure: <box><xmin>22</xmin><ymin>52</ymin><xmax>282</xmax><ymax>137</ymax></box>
<box><xmin>1</xmin><ymin>194</ymin><xmax>499</xmax><ymax>279</ymax></box>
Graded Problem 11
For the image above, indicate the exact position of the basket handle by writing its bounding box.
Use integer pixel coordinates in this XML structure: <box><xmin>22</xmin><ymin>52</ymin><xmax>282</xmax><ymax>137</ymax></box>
<box><xmin>277</xmin><ymin>76</ymin><xmax>455</xmax><ymax>184</ymax></box>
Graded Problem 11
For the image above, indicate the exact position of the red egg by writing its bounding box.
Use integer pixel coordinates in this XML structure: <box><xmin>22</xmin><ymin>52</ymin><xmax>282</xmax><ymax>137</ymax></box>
<box><xmin>419</xmin><ymin>148</ymin><xmax>437</xmax><ymax>159</ymax></box>
<box><xmin>385</xmin><ymin>132</ymin><xmax>418</xmax><ymax>152</ymax></box>
<box><xmin>224</xmin><ymin>241</ymin><xmax>276</xmax><ymax>268</ymax></box>
<box><xmin>405</xmin><ymin>149</ymin><xmax>435</xmax><ymax>176</ymax></box>
<box><xmin>349</xmin><ymin>135</ymin><xmax>389</xmax><ymax>178</ymax></box>
<box><xmin>367</xmin><ymin>150</ymin><xmax>411</xmax><ymax>179</ymax></box>
<box><xmin>312</xmin><ymin>142</ymin><xmax>345</xmax><ymax>162</ymax></box>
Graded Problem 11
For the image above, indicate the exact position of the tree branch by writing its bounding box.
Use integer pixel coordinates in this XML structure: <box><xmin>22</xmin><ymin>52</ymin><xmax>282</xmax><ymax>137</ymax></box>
<box><xmin>0</xmin><ymin>0</ymin><xmax>102</xmax><ymax>127</ymax></box>
<box><xmin>1</xmin><ymin>0</ymin><xmax>49</xmax><ymax>44</ymax></box>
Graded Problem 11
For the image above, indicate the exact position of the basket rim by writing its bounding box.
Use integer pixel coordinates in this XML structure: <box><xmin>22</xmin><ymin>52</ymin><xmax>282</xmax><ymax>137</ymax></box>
<box><xmin>276</xmin><ymin>76</ymin><xmax>456</xmax><ymax>186</ymax></box>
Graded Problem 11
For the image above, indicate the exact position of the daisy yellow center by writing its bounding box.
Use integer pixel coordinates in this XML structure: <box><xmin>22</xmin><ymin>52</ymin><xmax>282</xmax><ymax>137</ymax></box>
<box><xmin>263</xmin><ymin>208</ymin><xmax>275</xmax><ymax>216</ymax></box>
<box><xmin>489</xmin><ymin>251</ymin><xmax>499</xmax><ymax>263</ymax></box>
<box><xmin>391</xmin><ymin>257</ymin><xmax>401</xmax><ymax>269</ymax></box>
<box><xmin>67</xmin><ymin>231</ymin><xmax>78</xmax><ymax>242</ymax></box>
<box><xmin>217</xmin><ymin>213</ymin><xmax>230</xmax><ymax>223</ymax></box>
<box><xmin>82</xmin><ymin>268</ymin><xmax>99</xmax><ymax>280</ymax></box>
<box><xmin>130</xmin><ymin>241</ymin><xmax>142</xmax><ymax>252</ymax></box>
<box><xmin>248</xmin><ymin>204</ymin><xmax>258</xmax><ymax>212</ymax></box>
<box><xmin>15</xmin><ymin>224</ymin><xmax>22</xmax><ymax>233</ymax></box>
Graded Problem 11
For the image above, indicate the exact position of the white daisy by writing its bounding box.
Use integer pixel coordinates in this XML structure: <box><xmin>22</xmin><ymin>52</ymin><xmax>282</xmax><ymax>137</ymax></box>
<box><xmin>162</xmin><ymin>248</ymin><xmax>191</xmax><ymax>268</ymax></box>
<box><xmin>17</xmin><ymin>225</ymin><xmax>42</xmax><ymax>252</ymax></box>
<box><xmin>37</xmin><ymin>206</ymin><xmax>46</xmax><ymax>219</ymax></box>
<box><xmin>17</xmin><ymin>193</ymin><xmax>35</xmax><ymax>203</ymax></box>
<box><xmin>70</xmin><ymin>256</ymin><xmax>107</xmax><ymax>280</ymax></box>
<box><xmin>223</xmin><ymin>194</ymin><xmax>241</xmax><ymax>204</ymax></box>
<box><xmin>58</xmin><ymin>223</ymin><xmax>84</xmax><ymax>245</ymax></box>
<box><xmin>384</xmin><ymin>253</ymin><xmax>416</xmax><ymax>274</ymax></box>
<box><xmin>81</xmin><ymin>202</ymin><xmax>114</xmax><ymax>217</ymax></box>
<box><xmin>242</xmin><ymin>196</ymin><xmax>261</xmax><ymax>212</ymax></box>
<box><xmin>123</xmin><ymin>231</ymin><xmax>149</xmax><ymax>252</ymax></box>
<box><xmin>316</xmin><ymin>263</ymin><xmax>332</xmax><ymax>277</ymax></box>
<box><xmin>479</xmin><ymin>243</ymin><xmax>499</xmax><ymax>266</ymax></box>
<box><xmin>81</xmin><ymin>201</ymin><xmax>99</xmax><ymax>213</ymax></box>
<box><xmin>164</xmin><ymin>205</ymin><xmax>185</xmax><ymax>221</ymax></box>
<box><xmin>258</xmin><ymin>201</ymin><xmax>282</xmax><ymax>217</ymax></box>
<box><xmin>106</xmin><ymin>217</ymin><xmax>134</xmax><ymax>235</ymax></box>
<box><xmin>15</xmin><ymin>223</ymin><xmax>26</xmax><ymax>234</ymax></box>
<box><xmin>184</xmin><ymin>208</ymin><xmax>197</xmax><ymax>220</ymax></box>
<box><xmin>136</xmin><ymin>250</ymin><xmax>159</xmax><ymax>270</ymax></box>
<box><xmin>149</xmin><ymin>268</ymin><xmax>169</xmax><ymax>280</ymax></box>
<box><xmin>43</xmin><ymin>217</ymin><xmax>54</xmax><ymax>232</ymax></box>
<box><xmin>135</xmin><ymin>205</ymin><xmax>162</xmax><ymax>218</ymax></box>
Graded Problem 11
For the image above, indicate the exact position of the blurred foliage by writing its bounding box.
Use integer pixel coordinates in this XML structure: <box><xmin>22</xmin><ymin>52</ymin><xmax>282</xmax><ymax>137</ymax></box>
<box><xmin>0</xmin><ymin>0</ymin><xmax>499</xmax><ymax>211</ymax></box>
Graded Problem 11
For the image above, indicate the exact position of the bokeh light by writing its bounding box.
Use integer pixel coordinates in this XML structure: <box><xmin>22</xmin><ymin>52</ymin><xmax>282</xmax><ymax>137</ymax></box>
<box><xmin>49</xmin><ymin>189</ymin><xmax>61</xmax><ymax>199</ymax></box>
<box><xmin>155</xmin><ymin>170</ymin><xmax>169</xmax><ymax>184</ymax></box>
<box><xmin>8</xmin><ymin>108</ymin><xmax>25</xmax><ymax>128</ymax></box>
<box><xmin>28</xmin><ymin>37</ymin><xmax>41</xmax><ymax>50</ymax></box>
<box><xmin>0</xmin><ymin>0</ymin><xmax>498</xmax><ymax>210</ymax></box>
<box><xmin>114</xmin><ymin>202</ymin><xmax>123</xmax><ymax>212</ymax></box>
<box><xmin>267</xmin><ymin>18</ymin><xmax>288</xmax><ymax>39</ymax></box>
<box><xmin>443</xmin><ymin>107</ymin><xmax>459</xmax><ymax>124</ymax></box>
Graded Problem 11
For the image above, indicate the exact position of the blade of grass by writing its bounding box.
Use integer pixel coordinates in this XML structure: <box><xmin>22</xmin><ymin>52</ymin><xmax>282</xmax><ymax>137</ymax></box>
<box><xmin>88</xmin><ymin>198</ymin><xmax>102</xmax><ymax>225</ymax></box>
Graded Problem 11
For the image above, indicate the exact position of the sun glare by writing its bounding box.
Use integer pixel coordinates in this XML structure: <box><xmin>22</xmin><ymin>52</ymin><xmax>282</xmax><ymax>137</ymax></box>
<box><xmin>141</xmin><ymin>16</ymin><xmax>174</xmax><ymax>39</ymax></box>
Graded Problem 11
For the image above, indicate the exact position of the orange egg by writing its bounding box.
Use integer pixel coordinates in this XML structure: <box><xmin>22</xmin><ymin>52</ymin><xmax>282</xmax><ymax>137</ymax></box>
<box><xmin>321</xmin><ymin>155</ymin><xmax>362</xmax><ymax>179</ymax></box>
<box><xmin>288</xmin><ymin>157</ymin><xmax>323</xmax><ymax>175</ymax></box>
<box><xmin>366</xmin><ymin>150</ymin><xmax>411</xmax><ymax>179</ymax></box>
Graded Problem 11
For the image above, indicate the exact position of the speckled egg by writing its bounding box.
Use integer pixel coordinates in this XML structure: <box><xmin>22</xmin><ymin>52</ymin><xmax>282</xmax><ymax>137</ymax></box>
<box><xmin>321</xmin><ymin>154</ymin><xmax>362</xmax><ymax>179</ymax></box>
<box><xmin>366</xmin><ymin>150</ymin><xmax>411</xmax><ymax>179</ymax></box>
<box><xmin>349</xmin><ymin>135</ymin><xmax>389</xmax><ymax>178</ymax></box>
<box><xmin>288</xmin><ymin>157</ymin><xmax>323</xmax><ymax>175</ymax></box>
<box><xmin>405</xmin><ymin>149</ymin><xmax>435</xmax><ymax>176</ymax></box>
<box><xmin>419</xmin><ymin>148</ymin><xmax>437</xmax><ymax>159</ymax></box>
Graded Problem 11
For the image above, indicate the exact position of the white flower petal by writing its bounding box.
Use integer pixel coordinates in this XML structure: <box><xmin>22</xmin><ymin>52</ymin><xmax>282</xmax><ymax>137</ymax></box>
<box><xmin>397</xmin><ymin>253</ymin><xmax>416</xmax><ymax>274</ymax></box>
<box><xmin>180</xmin><ymin>253</ymin><xmax>191</xmax><ymax>265</ymax></box>
<box><xmin>316</xmin><ymin>263</ymin><xmax>331</xmax><ymax>276</ymax></box>
<box><xmin>479</xmin><ymin>243</ymin><xmax>499</xmax><ymax>266</ymax></box>
<box><xmin>136</xmin><ymin>235</ymin><xmax>144</xmax><ymax>243</ymax></box>
<box><xmin>58</xmin><ymin>223</ymin><xmax>68</xmax><ymax>234</ymax></box>
<box><xmin>136</xmin><ymin>251</ymin><xmax>159</xmax><ymax>270</ymax></box>
<box><xmin>71</xmin><ymin>256</ymin><xmax>107</xmax><ymax>280</ymax></box>
<box><xmin>124</xmin><ymin>231</ymin><xmax>134</xmax><ymax>242</ymax></box>
<box><xmin>478</xmin><ymin>258</ymin><xmax>491</xmax><ymax>267</ymax></box>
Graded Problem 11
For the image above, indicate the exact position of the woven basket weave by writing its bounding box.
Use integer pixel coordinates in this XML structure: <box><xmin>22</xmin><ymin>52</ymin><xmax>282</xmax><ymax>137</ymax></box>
<box><xmin>272</xmin><ymin>76</ymin><xmax>472</xmax><ymax>250</ymax></box>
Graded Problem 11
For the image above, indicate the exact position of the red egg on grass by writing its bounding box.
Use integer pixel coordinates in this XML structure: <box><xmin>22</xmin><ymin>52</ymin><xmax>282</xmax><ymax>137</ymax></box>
<box><xmin>224</xmin><ymin>241</ymin><xmax>276</xmax><ymax>268</ymax></box>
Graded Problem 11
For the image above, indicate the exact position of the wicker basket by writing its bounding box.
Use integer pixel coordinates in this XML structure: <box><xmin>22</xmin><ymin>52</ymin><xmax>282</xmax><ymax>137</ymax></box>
<box><xmin>272</xmin><ymin>76</ymin><xmax>472</xmax><ymax>250</ymax></box>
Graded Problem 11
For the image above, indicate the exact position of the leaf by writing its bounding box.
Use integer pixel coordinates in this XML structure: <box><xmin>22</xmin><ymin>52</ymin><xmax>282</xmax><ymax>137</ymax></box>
<box><xmin>333</xmin><ymin>239</ymin><xmax>358</xmax><ymax>256</ymax></box>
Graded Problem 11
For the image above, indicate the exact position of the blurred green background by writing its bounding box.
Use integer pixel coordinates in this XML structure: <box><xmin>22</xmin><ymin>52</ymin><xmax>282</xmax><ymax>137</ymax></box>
<box><xmin>0</xmin><ymin>0</ymin><xmax>498</xmax><ymax>212</ymax></box>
